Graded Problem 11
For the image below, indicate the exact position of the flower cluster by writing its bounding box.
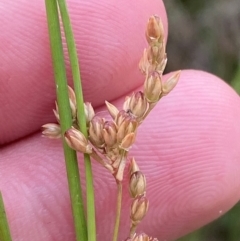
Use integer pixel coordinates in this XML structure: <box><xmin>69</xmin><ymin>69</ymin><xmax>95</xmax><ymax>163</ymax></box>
<box><xmin>42</xmin><ymin>15</ymin><xmax>180</xmax><ymax>240</ymax></box>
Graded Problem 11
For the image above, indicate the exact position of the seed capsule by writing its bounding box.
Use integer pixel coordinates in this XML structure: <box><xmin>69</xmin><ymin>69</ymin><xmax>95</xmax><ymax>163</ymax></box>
<box><xmin>115</xmin><ymin>110</ymin><xmax>133</xmax><ymax>127</ymax></box>
<box><xmin>119</xmin><ymin>132</ymin><xmax>135</xmax><ymax>151</ymax></box>
<box><xmin>130</xmin><ymin>195</ymin><xmax>149</xmax><ymax>225</ymax></box>
<box><xmin>117</xmin><ymin>116</ymin><xmax>137</xmax><ymax>143</ymax></box>
<box><xmin>144</xmin><ymin>73</ymin><xmax>162</xmax><ymax>103</ymax></box>
<box><xmin>129</xmin><ymin>171</ymin><xmax>146</xmax><ymax>198</ymax></box>
<box><xmin>42</xmin><ymin>123</ymin><xmax>61</xmax><ymax>139</ymax></box>
<box><xmin>102</xmin><ymin>121</ymin><xmax>118</xmax><ymax>148</ymax></box>
<box><xmin>64</xmin><ymin>127</ymin><xmax>92</xmax><ymax>154</ymax></box>
<box><xmin>89</xmin><ymin>116</ymin><xmax>105</xmax><ymax>148</ymax></box>
<box><xmin>124</xmin><ymin>92</ymin><xmax>149</xmax><ymax>120</ymax></box>
<box><xmin>145</xmin><ymin>15</ymin><xmax>164</xmax><ymax>44</ymax></box>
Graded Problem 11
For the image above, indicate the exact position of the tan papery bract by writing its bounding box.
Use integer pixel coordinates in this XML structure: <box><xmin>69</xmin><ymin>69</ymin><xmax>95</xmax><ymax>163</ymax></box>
<box><xmin>42</xmin><ymin>123</ymin><xmax>61</xmax><ymax>139</ymax></box>
<box><xmin>161</xmin><ymin>70</ymin><xmax>181</xmax><ymax>97</ymax></box>
<box><xmin>102</xmin><ymin>121</ymin><xmax>118</xmax><ymax>148</ymax></box>
<box><xmin>67</xmin><ymin>86</ymin><xmax>77</xmax><ymax>119</ymax></box>
<box><xmin>89</xmin><ymin>116</ymin><xmax>105</xmax><ymax>148</ymax></box>
<box><xmin>119</xmin><ymin>132</ymin><xmax>136</xmax><ymax>151</ymax></box>
<box><xmin>84</xmin><ymin>102</ymin><xmax>95</xmax><ymax>124</ymax></box>
<box><xmin>129</xmin><ymin>157</ymin><xmax>140</xmax><ymax>174</ymax></box>
<box><xmin>144</xmin><ymin>73</ymin><xmax>162</xmax><ymax>103</ymax></box>
<box><xmin>64</xmin><ymin>127</ymin><xmax>92</xmax><ymax>154</ymax></box>
<box><xmin>105</xmin><ymin>101</ymin><xmax>119</xmax><ymax>120</ymax></box>
<box><xmin>130</xmin><ymin>195</ymin><xmax>149</xmax><ymax>225</ymax></box>
<box><xmin>117</xmin><ymin>116</ymin><xmax>137</xmax><ymax>143</ymax></box>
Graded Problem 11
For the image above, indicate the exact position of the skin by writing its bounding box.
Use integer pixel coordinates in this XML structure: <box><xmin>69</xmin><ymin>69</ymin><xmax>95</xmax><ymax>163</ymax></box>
<box><xmin>0</xmin><ymin>0</ymin><xmax>240</xmax><ymax>240</ymax></box>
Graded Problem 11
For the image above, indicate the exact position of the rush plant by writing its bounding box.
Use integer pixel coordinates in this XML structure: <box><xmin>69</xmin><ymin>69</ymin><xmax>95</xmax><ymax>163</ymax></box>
<box><xmin>43</xmin><ymin>1</ymin><xmax>180</xmax><ymax>240</ymax></box>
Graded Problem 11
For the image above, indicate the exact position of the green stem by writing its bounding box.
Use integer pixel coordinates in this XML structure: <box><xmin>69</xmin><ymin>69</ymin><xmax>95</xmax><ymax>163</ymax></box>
<box><xmin>56</xmin><ymin>1</ymin><xmax>96</xmax><ymax>240</ymax></box>
<box><xmin>0</xmin><ymin>192</ymin><xmax>12</xmax><ymax>241</ymax></box>
<box><xmin>112</xmin><ymin>182</ymin><xmax>123</xmax><ymax>241</ymax></box>
<box><xmin>231</xmin><ymin>62</ymin><xmax>240</xmax><ymax>94</ymax></box>
<box><xmin>45</xmin><ymin>1</ymin><xmax>87</xmax><ymax>240</ymax></box>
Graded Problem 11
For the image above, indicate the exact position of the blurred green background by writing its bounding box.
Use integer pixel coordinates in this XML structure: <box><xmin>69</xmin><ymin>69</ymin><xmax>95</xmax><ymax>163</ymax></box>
<box><xmin>162</xmin><ymin>0</ymin><xmax>240</xmax><ymax>240</ymax></box>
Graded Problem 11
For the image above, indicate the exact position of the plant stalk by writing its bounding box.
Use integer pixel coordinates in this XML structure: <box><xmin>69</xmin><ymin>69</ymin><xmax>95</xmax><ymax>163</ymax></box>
<box><xmin>56</xmin><ymin>0</ymin><xmax>96</xmax><ymax>240</ymax></box>
<box><xmin>0</xmin><ymin>192</ymin><xmax>12</xmax><ymax>241</ymax></box>
<box><xmin>45</xmin><ymin>1</ymin><xmax>87</xmax><ymax>240</ymax></box>
<box><xmin>112</xmin><ymin>181</ymin><xmax>123</xmax><ymax>241</ymax></box>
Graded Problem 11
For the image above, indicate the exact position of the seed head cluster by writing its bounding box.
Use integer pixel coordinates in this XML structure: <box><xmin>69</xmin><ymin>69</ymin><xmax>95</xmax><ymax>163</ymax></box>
<box><xmin>42</xmin><ymin>15</ymin><xmax>180</xmax><ymax>240</ymax></box>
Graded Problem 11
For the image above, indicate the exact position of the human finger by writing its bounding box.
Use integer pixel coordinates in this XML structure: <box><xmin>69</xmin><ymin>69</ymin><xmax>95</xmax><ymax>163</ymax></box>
<box><xmin>1</xmin><ymin>70</ymin><xmax>240</xmax><ymax>240</ymax></box>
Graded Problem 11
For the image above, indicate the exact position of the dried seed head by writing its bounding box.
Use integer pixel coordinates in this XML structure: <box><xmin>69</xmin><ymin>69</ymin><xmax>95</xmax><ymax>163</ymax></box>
<box><xmin>68</xmin><ymin>86</ymin><xmax>77</xmax><ymax>119</ymax></box>
<box><xmin>117</xmin><ymin>116</ymin><xmax>137</xmax><ymax>143</ymax></box>
<box><xmin>65</xmin><ymin>127</ymin><xmax>92</xmax><ymax>154</ymax></box>
<box><xmin>124</xmin><ymin>92</ymin><xmax>149</xmax><ymax>120</ymax></box>
<box><xmin>144</xmin><ymin>72</ymin><xmax>162</xmax><ymax>103</ymax></box>
<box><xmin>130</xmin><ymin>195</ymin><xmax>149</xmax><ymax>225</ymax></box>
<box><xmin>132</xmin><ymin>233</ymin><xmax>158</xmax><ymax>241</ymax></box>
<box><xmin>105</xmin><ymin>101</ymin><xmax>119</xmax><ymax>119</ymax></box>
<box><xmin>119</xmin><ymin>132</ymin><xmax>135</xmax><ymax>151</ymax></box>
<box><xmin>84</xmin><ymin>102</ymin><xmax>95</xmax><ymax>124</ymax></box>
<box><xmin>89</xmin><ymin>116</ymin><xmax>105</xmax><ymax>148</ymax></box>
<box><xmin>42</xmin><ymin>123</ymin><xmax>61</xmax><ymax>139</ymax></box>
<box><xmin>146</xmin><ymin>15</ymin><xmax>164</xmax><ymax>44</ymax></box>
<box><xmin>102</xmin><ymin>121</ymin><xmax>118</xmax><ymax>148</ymax></box>
<box><xmin>161</xmin><ymin>70</ymin><xmax>181</xmax><ymax>97</ymax></box>
<box><xmin>129</xmin><ymin>171</ymin><xmax>146</xmax><ymax>198</ymax></box>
